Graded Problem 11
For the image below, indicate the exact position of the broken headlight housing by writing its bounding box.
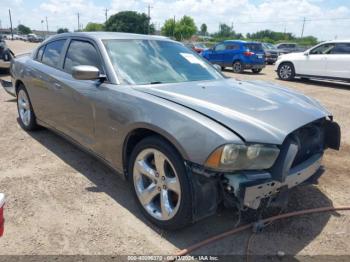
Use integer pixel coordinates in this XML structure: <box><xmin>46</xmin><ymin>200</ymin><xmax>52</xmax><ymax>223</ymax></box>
<box><xmin>205</xmin><ymin>144</ymin><xmax>280</xmax><ymax>171</ymax></box>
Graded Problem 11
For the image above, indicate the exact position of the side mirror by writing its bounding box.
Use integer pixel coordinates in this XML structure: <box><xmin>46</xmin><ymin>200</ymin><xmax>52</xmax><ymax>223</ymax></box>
<box><xmin>72</xmin><ymin>65</ymin><xmax>101</xmax><ymax>80</ymax></box>
<box><xmin>213</xmin><ymin>64</ymin><xmax>221</xmax><ymax>71</ymax></box>
<box><xmin>304</xmin><ymin>51</ymin><xmax>309</xmax><ymax>56</ymax></box>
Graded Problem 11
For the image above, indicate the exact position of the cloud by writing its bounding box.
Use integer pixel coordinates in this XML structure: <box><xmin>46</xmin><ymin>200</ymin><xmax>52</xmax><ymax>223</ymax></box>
<box><xmin>1</xmin><ymin>0</ymin><xmax>350</xmax><ymax>40</ymax></box>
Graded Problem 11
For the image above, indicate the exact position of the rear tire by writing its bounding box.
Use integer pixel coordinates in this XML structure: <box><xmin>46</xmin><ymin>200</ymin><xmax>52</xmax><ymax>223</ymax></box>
<box><xmin>252</xmin><ymin>69</ymin><xmax>262</xmax><ymax>74</ymax></box>
<box><xmin>232</xmin><ymin>61</ymin><xmax>243</xmax><ymax>73</ymax></box>
<box><xmin>128</xmin><ymin>136</ymin><xmax>193</xmax><ymax>230</ymax></box>
<box><xmin>17</xmin><ymin>85</ymin><xmax>38</xmax><ymax>131</ymax></box>
<box><xmin>277</xmin><ymin>62</ymin><xmax>295</xmax><ymax>81</ymax></box>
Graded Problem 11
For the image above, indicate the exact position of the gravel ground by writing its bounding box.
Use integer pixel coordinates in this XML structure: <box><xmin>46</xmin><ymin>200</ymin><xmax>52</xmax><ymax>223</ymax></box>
<box><xmin>0</xmin><ymin>40</ymin><xmax>349</xmax><ymax>257</ymax></box>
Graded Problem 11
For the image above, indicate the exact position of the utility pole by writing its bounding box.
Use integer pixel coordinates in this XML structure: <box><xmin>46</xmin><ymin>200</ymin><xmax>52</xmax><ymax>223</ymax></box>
<box><xmin>147</xmin><ymin>4</ymin><xmax>153</xmax><ymax>34</ymax></box>
<box><xmin>46</xmin><ymin>16</ymin><xmax>49</xmax><ymax>35</ymax></box>
<box><xmin>0</xmin><ymin>20</ymin><xmax>2</xmax><ymax>29</ymax></box>
<box><xmin>77</xmin><ymin>12</ymin><xmax>80</xmax><ymax>31</ymax></box>
<box><xmin>173</xmin><ymin>16</ymin><xmax>176</xmax><ymax>38</ymax></box>
<box><xmin>8</xmin><ymin>9</ymin><xmax>13</xmax><ymax>40</ymax></box>
<box><xmin>104</xmin><ymin>8</ymin><xmax>109</xmax><ymax>23</ymax></box>
<box><xmin>301</xmin><ymin>17</ymin><xmax>306</xmax><ymax>38</ymax></box>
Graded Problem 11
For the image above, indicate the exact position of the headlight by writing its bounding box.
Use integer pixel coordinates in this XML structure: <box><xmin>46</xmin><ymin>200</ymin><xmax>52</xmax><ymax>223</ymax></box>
<box><xmin>205</xmin><ymin>144</ymin><xmax>280</xmax><ymax>171</ymax></box>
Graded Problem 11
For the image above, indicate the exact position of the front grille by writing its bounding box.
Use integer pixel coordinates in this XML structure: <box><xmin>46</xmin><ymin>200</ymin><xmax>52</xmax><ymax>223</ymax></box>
<box><xmin>291</xmin><ymin>119</ymin><xmax>326</xmax><ymax>167</ymax></box>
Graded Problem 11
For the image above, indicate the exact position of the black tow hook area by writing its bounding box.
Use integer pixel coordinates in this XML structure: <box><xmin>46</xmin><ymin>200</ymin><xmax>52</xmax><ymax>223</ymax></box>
<box><xmin>325</xmin><ymin>120</ymin><xmax>341</xmax><ymax>150</ymax></box>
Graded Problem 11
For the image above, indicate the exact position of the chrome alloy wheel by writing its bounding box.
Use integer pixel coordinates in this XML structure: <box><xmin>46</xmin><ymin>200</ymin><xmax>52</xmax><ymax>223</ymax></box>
<box><xmin>279</xmin><ymin>64</ymin><xmax>292</xmax><ymax>79</ymax></box>
<box><xmin>17</xmin><ymin>89</ymin><xmax>31</xmax><ymax>127</ymax></box>
<box><xmin>133</xmin><ymin>148</ymin><xmax>181</xmax><ymax>221</ymax></box>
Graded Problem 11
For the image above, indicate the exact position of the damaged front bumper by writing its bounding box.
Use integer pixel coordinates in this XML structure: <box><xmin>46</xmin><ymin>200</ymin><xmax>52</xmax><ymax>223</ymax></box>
<box><xmin>187</xmin><ymin>119</ymin><xmax>340</xmax><ymax>222</ymax></box>
<box><xmin>224</xmin><ymin>153</ymin><xmax>322</xmax><ymax>209</ymax></box>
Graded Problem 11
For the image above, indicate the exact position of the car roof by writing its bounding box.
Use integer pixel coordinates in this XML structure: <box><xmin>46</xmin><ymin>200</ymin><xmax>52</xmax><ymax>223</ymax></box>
<box><xmin>46</xmin><ymin>32</ymin><xmax>172</xmax><ymax>42</ymax></box>
<box><xmin>223</xmin><ymin>40</ymin><xmax>261</xmax><ymax>44</ymax></box>
<box><xmin>322</xmin><ymin>39</ymin><xmax>350</xmax><ymax>43</ymax></box>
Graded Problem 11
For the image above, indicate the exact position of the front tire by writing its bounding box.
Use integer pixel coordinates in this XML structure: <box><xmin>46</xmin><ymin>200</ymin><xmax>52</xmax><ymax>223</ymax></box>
<box><xmin>277</xmin><ymin>62</ymin><xmax>295</xmax><ymax>81</ymax></box>
<box><xmin>17</xmin><ymin>85</ymin><xmax>38</xmax><ymax>131</ymax></box>
<box><xmin>129</xmin><ymin>136</ymin><xmax>193</xmax><ymax>230</ymax></box>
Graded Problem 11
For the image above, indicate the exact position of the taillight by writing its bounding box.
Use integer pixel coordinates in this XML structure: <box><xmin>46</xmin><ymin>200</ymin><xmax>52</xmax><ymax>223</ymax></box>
<box><xmin>243</xmin><ymin>51</ymin><xmax>255</xmax><ymax>56</ymax></box>
<box><xmin>0</xmin><ymin>193</ymin><xmax>4</xmax><ymax>237</ymax></box>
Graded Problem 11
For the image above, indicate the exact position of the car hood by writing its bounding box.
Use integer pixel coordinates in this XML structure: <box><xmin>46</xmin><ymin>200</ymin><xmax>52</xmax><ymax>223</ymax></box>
<box><xmin>134</xmin><ymin>78</ymin><xmax>330</xmax><ymax>145</ymax></box>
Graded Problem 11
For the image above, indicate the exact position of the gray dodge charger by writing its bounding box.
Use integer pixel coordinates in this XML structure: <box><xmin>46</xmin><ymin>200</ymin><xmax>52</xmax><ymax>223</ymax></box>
<box><xmin>6</xmin><ymin>32</ymin><xmax>340</xmax><ymax>229</ymax></box>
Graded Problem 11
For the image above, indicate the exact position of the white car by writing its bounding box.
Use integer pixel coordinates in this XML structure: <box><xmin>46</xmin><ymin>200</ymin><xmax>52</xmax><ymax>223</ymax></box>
<box><xmin>275</xmin><ymin>40</ymin><xmax>350</xmax><ymax>82</ymax></box>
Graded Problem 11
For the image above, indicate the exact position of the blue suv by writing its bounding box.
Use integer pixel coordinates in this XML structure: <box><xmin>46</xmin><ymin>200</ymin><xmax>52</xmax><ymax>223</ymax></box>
<box><xmin>201</xmin><ymin>40</ymin><xmax>265</xmax><ymax>73</ymax></box>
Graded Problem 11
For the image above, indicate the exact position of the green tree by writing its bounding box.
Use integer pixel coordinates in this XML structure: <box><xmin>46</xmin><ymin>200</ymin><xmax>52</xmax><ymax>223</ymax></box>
<box><xmin>248</xmin><ymin>30</ymin><xmax>294</xmax><ymax>41</ymax></box>
<box><xmin>296</xmin><ymin>36</ymin><xmax>318</xmax><ymax>46</ymax></box>
<box><xmin>200</xmin><ymin>23</ymin><xmax>207</xmax><ymax>35</ymax></box>
<box><xmin>211</xmin><ymin>23</ymin><xmax>242</xmax><ymax>40</ymax></box>
<box><xmin>17</xmin><ymin>24</ymin><xmax>32</xmax><ymax>35</ymax></box>
<box><xmin>57</xmin><ymin>28</ymin><xmax>69</xmax><ymax>34</ymax></box>
<box><xmin>161</xmin><ymin>16</ymin><xmax>196</xmax><ymax>41</ymax></box>
<box><xmin>161</xmin><ymin>18</ymin><xmax>176</xmax><ymax>38</ymax></box>
<box><xmin>84</xmin><ymin>22</ymin><xmax>104</xmax><ymax>32</ymax></box>
<box><xmin>105</xmin><ymin>11</ymin><xmax>154</xmax><ymax>34</ymax></box>
<box><xmin>217</xmin><ymin>23</ymin><xmax>234</xmax><ymax>38</ymax></box>
<box><xmin>175</xmin><ymin>16</ymin><xmax>197</xmax><ymax>40</ymax></box>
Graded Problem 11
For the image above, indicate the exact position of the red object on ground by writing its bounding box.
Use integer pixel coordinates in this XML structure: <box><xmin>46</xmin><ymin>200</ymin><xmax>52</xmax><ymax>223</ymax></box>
<box><xmin>0</xmin><ymin>193</ymin><xmax>5</xmax><ymax>237</ymax></box>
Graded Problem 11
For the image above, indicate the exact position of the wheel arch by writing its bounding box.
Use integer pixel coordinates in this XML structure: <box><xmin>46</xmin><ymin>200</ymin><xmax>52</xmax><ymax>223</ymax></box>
<box><xmin>14</xmin><ymin>79</ymin><xmax>25</xmax><ymax>95</ymax></box>
<box><xmin>122</xmin><ymin>126</ymin><xmax>189</xmax><ymax>178</ymax></box>
<box><xmin>278</xmin><ymin>61</ymin><xmax>295</xmax><ymax>70</ymax></box>
<box><xmin>232</xmin><ymin>59</ymin><xmax>242</xmax><ymax>64</ymax></box>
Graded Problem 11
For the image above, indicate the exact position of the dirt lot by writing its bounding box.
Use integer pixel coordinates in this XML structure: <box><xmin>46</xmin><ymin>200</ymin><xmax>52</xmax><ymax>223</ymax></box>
<box><xmin>0</xmin><ymin>40</ymin><xmax>349</xmax><ymax>257</ymax></box>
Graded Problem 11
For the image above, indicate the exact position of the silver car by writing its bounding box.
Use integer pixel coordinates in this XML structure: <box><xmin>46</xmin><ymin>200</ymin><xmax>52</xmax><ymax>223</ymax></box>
<box><xmin>7</xmin><ymin>32</ymin><xmax>340</xmax><ymax>229</ymax></box>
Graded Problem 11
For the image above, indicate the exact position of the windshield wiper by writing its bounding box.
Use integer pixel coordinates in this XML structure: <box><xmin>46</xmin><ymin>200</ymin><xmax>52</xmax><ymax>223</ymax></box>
<box><xmin>149</xmin><ymin>81</ymin><xmax>163</xmax><ymax>85</ymax></box>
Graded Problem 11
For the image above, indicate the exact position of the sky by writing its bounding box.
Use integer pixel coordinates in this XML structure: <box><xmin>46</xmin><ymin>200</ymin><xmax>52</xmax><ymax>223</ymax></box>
<box><xmin>1</xmin><ymin>0</ymin><xmax>350</xmax><ymax>40</ymax></box>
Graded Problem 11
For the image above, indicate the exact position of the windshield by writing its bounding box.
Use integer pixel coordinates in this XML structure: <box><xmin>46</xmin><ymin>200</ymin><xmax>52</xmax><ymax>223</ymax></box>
<box><xmin>103</xmin><ymin>39</ymin><xmax>223</xmax><ymax>85</ymax></box>
<box><xmin>262</xmin><ymin>43</ymin><xmax>275</xmax><ymax>49</ymax></box>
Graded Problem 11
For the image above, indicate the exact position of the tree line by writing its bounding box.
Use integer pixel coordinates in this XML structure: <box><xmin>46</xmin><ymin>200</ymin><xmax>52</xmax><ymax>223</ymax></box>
<box><xmin>16</xmin><ymin>11</ymin><xmax>319</xmax><ymax>46</ymax></box>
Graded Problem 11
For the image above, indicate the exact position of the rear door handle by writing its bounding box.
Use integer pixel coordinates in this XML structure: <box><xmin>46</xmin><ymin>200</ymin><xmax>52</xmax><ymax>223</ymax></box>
<box><xmin>54</xmin><ymin>83</ymin><xmax>62</xmax><ymax>89</ymax></box>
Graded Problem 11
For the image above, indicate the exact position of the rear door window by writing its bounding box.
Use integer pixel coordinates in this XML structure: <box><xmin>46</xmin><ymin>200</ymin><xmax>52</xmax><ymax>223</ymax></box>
<box><xmin>63</xmin><ymin>40</ymin><xmax>103</xmax><ymax>74</ymax></box>
<box><xmin>331</xmin><ymin>43</ymin><xmax>350</xmax><ymax>54</ymax></box>
<box><xmin>226</xmin><ymin>43</ymin><xmax>240</xmax><ymax>50</ymax></box>
<box><xmin>245</xmin><ymin>43</ymin><xmax>263</xmax><ymax>51</ymax></box>
<box><xmin>42</xmin><ymin>39</ymin><xmax>66</xmax><ymax>68</ymax></box>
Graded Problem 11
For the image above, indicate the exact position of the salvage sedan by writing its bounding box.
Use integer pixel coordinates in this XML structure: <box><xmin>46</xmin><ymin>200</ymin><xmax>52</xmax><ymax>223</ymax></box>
<box><xmin>7</xmin><ymin>32</ymin><xmax>340</xmax><ymax>230</ymax></box>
